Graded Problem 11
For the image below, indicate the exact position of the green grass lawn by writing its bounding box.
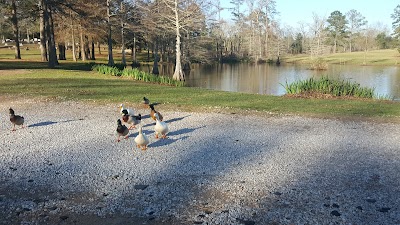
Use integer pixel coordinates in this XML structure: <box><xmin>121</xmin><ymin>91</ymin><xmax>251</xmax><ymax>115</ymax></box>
<box><xmin>0</xmin><ymin>47</ymin><xmax>399</xmax><ymax>122</ymax></box>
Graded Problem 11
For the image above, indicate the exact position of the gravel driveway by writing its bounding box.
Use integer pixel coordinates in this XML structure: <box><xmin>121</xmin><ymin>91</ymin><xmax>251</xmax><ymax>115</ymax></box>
<box><xmin>1</xmin><ymin>100</ymin><xmax>399</xmax><ymax>225</ymax></box>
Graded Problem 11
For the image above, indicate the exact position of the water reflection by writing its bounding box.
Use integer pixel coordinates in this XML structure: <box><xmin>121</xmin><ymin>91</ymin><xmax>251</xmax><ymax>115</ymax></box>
<box><xmin>140</xmin><ymin>64</ymin><xmax>400</xmax><ymax>100</ymax></box>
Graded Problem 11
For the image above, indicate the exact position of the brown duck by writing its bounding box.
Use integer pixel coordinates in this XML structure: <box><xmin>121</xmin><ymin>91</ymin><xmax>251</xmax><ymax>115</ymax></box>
<box><xmin>149</xmin><ymin>104</ymin><xmax>163</xmax><ymax>121</ymax></box>
<box><xmin>9</xmin><ymin>108</ymin><xmax>25</xmax><ymax>131</ymax></box>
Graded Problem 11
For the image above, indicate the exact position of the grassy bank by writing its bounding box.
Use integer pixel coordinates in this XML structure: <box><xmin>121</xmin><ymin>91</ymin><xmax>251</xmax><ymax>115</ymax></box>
<box><xmin>284</xmin><ymin>49</ymin><xmax>400</xmax><ymax>66</ymax></box>
<box><xmin>0</xmin><ymin>65</ymin><xmax>399</xmax><ymax>121</ymax></box>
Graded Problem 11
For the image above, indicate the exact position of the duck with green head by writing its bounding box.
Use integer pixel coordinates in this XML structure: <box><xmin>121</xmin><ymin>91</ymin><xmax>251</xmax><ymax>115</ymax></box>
<box><xmin>116</xmin><ymin>119</ymin><xmax>129</xmax><ymax>142</ymax></box>
<box><xmin>122</xmin><ymin>109</ymin><xmax>141</xmax><ymax>130</ymax></box>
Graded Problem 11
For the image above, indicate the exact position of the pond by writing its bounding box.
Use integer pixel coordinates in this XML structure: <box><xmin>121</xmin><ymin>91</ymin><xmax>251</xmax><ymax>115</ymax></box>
<box><xmin>141</xmin><ymin>63</ymin><xmax>400</xmax><ymax>100</ymax></box>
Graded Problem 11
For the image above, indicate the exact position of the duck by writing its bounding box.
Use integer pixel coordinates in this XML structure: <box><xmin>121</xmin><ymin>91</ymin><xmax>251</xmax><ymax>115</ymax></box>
<box><xmin>154</xmin><ymin>113</ymin><xmax>168</xmax><ymax>139</ymax></box>
<box><xmin>142</xmin><ymin>97</ymin><xmax>150</xmax><ymax>108</ymax></box>
<box><xmin>122</xmin><ymin>109</ymin><xmax>141</xmax><ymax>130</ymax></box>
<box><xmin>9</xmin><ymin>108</ymin><xmax>25</xmax><ymax>131</ymax></box>
<box><xmin>134</xmin><ymin>125</ymin><xmax>150</xmax><ymax>150</ymax></box>
<box><xmin>149</xmin><ymin>104</ymin><xmax>163</xmax><ymax>121</ymax></box>
<box><xmin>119</xmin><ymin>104</ymin><xmax>134</xmax><ymax>116</ymax></box>
<box><xmin>116</xmin><ymin>119</ymin><xmax>129</xmax><ymax>142</ymax></box>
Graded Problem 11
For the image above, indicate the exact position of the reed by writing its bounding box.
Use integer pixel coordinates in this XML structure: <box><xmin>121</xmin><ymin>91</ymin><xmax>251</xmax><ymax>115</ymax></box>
<box><xmin>283</xmin><ymin>76</ymin><xmax>377</xmax><ymax>99</ymax></box>
<box><xmin>309</xmin><ymin>57</ymin><xmax>328</xmax><ymax>70</ymax></box>
<box><xmin>92</xmin><ymin>64</ymin><xmax>184</xmax><ymax>87</ymax></box>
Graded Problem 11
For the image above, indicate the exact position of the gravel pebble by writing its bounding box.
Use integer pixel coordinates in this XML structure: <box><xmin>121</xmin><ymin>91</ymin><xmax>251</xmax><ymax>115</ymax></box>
<box><xmin>1</xmin><ymin>100</ymin><xmax>400</xmax><ymax>224</ymax></box>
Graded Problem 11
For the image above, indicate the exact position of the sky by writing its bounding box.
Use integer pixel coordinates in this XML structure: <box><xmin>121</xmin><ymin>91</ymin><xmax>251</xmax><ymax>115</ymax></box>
<box><xmin>219</xmin><ymin>0</ymin><xmax>399</xmax><ymax>31</ymax></box>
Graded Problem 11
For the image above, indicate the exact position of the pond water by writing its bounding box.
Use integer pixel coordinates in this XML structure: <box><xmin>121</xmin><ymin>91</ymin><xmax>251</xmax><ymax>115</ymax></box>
<box><xmin>141</xmin><ymin>63</ymin><xmax>400</xmax><ymax>100</ymax></box>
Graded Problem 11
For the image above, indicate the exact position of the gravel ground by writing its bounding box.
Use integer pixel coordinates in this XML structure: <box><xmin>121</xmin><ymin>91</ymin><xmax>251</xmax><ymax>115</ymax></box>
<box><xmin>1</xmin><ymin>99</ymin><xmax>400</xmax><ymax>225</ymax></box>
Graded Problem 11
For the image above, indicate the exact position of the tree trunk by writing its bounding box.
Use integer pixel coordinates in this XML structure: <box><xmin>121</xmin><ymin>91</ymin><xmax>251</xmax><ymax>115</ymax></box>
<box><xmin>58</xmin><ymin>42</ymin><xmax>66</xmax><ymax>60</ymax></box>
<box><xmin>132</xmin><ymin>35</ymin><xmax>136</xmax><ymax>62</ymax></box>
<box><xmin>11</xmin><ymin>0</ymin><xmax>21</xmax><ymax>59</ymax></box>
<box><xmin>152</xmin><ymin>38</ymin><xmax>159</xmax><ymax>75</ymax></box>
<box><xmin>70</xmin><ymin>11</ymin><xmax>77</xmax><ymax>61</ymax></box>
<box><xmin>46</xmin><ymin>4</ymin><xmax>58</xmax><ymax>68</ymax></box>
<box><xmin>107</xmin><ymin>0</ymin><xmax>114</xmax><ymax>66</ymax></box>
<box><xmin>79</xmin><ymin>26</ymin><xmax>86</xmax><ymax>61</ymax></box>
<box><xmin>84</xmin><ymin>36</ymin><xmax>90</xmax><ymax>60</ymax></box>
<box><xmin>159</xmin><ymin>40</ymin><xmax>163</xmax><ymax>63</ymax></box>
<box><xmin>39</xmin><ymin>0</ymin><xmax>48</xmax><ymax>61</ymax></box>
<box><xmin>91</xmin><ymin>38</ymin><xmax>95</xmax><ymax>60</ymax></box>
<box><xmin>120</xmin><ymin>2</ymin><xmax>126</xmax><ymax>66</ymax></box>
<box><xmin>97</xmin><ymin>42</ymin><xmax>101</xmax><ymax>55</ymax></box>
<box><xmin>172</xmin><ymin>0</ymin><xmax>184</xmax><ymax>81</ymax></box>
<box><xmin>264</xmin><ymin>9</ymin><xmax>269</xmax><ymax>58</ymax></box>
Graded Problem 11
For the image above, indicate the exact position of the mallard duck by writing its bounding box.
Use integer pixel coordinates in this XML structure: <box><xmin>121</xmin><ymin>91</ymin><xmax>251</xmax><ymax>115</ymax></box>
<box><xmin>9</xmin><ymin>108</ymin><xmax>25</xmax><ymax>131</ymax></box>
<box><xmin>122</xmin><ymin>109</ymin><xmax>141</xmax><ymax>130</ymax></box>
<box><xmin>149</xmin><ymin>104</ymin><xmax>163</xmax><ymax>121</ymax></box>
<box><xmin>142</xmin><ymin>97</ymin><xmax>150</xmax><ymax>108</ymax></box>
<box><xmin>119</xmin><ymin>104</ymin><xmax>134</xmax><ymax>116</ymax></box>
<box><xmin>116</xmin><ymin>119</ymin><xmax>129</xmax><ymax>142</ymax></box>
<box><xmin>134</xmin><ymin>125</ymin><xmax>150</xmax><ymax>150</ymax></box>
<box><xmin>154</xmin><ymin>113</ymin><xmax>168</xmax><ymax>139</ymax></box>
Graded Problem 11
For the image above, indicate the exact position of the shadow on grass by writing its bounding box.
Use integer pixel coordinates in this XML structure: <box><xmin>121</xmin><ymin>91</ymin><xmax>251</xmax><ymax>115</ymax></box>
<box><xmin>0</xmin><ymin>60</ymin><xmax>96</xmax><ymax>71</ymax></box>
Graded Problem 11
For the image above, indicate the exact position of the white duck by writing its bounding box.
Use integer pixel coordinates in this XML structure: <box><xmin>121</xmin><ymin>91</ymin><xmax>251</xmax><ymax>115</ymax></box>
<box><xmin>154</xmin><ymin>113</ymin><xmax>169</xmax><ymax>139</ymax></box>
<box><xmin>119</xmin><ymin>104</ymin><xmax>135</xmax><ymax>116</ymax></box>
<box><xmin>134</xmin><ymin>125</ymin><xmax>150</xmax><ymax>150</ymax></box>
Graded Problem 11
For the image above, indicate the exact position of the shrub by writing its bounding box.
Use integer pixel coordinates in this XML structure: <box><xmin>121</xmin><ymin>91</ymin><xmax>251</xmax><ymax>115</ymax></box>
<box><xmin>282</xmin><ymin>76</ymin><xmax>376</xmax><ymax>99</ymax></box>
<box><xmin>92</xmin><ymin>64</ymin><xmax>185</xmax><ymax>87</ymax></box>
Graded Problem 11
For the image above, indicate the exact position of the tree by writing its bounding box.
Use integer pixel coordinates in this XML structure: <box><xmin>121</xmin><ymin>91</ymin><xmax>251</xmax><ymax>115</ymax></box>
<box><xmin>158</xmin><ymin>0</ymin><xmax>209</xmax><ymax>80</ymax></box>
<box><xmin>391</xmin><ymin>4</ymin><xmax>400</xmax><ymax>51</ymax></box>
<box><xmin>258</xmin><ymin>0</ymin><xmax>276</xmax><ymax>59</ymax></box>
<box><xmin>291</xmin><ymin>33</ymin><xmax>303</xmax><ymax>54</ymax></box>
<box><xmin>346</xmin><ymin>9</ymin><xmax>366</xmax><ymax>52</ymax></box>
<box><xmin>0</xmin><ymin>0</ymin><xmax>22</xmax><ymax>59</ymax></box>
<box><xmin>309</xmin><ymin>12</ymin><xmax>328</xmax><ymax>56</ymax></box>
<box><xmin>326</xmin><ymin>10</ymin><xmax>348</xmax><ymax>53</ymax></box>
<box><xmin>375</xmin><ymin>32</ymin><xmax>393</xmax><ymax>49</ymax></box>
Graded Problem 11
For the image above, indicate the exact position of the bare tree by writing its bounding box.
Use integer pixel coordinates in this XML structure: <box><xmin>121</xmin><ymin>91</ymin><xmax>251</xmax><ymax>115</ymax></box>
<box><xmin>258</xmin><ymin>0</ymin><xmax>276</xmax><ymax>59</ymax></box>
<box><xmin>309</xmin><ymin>12</ymin><xmax>328</xmax><ymax>57</ymax></box>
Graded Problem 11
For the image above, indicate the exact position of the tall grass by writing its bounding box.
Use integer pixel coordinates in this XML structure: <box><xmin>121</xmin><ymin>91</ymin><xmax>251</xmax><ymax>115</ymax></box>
<box><xmin>282</xmin><ymin>76</ymin><xmax>377</xmax><ymax>99</ymax></box>
<box><xmin>309</xmin><ymin>57</ymin><xmax>328</xmax><ymax>70</ymax></box>
<box><xmin>92</xmin><ymin>64</ymin><xmax>185</xmax><ymax>87</ymax></box>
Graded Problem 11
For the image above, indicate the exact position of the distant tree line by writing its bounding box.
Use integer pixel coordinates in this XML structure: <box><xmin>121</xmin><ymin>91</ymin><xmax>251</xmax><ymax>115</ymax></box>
<box><xmin>0</xmin><ymin>1</ymin><xmax>399</xmax><ymax>75</ymax></box>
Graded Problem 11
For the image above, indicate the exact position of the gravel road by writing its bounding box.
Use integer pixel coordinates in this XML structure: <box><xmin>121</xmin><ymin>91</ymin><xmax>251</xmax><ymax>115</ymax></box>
<box><xmin>1</xmin><ymin>99</ymin><xmax>399</xmax><ymax>225</ymax></box>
